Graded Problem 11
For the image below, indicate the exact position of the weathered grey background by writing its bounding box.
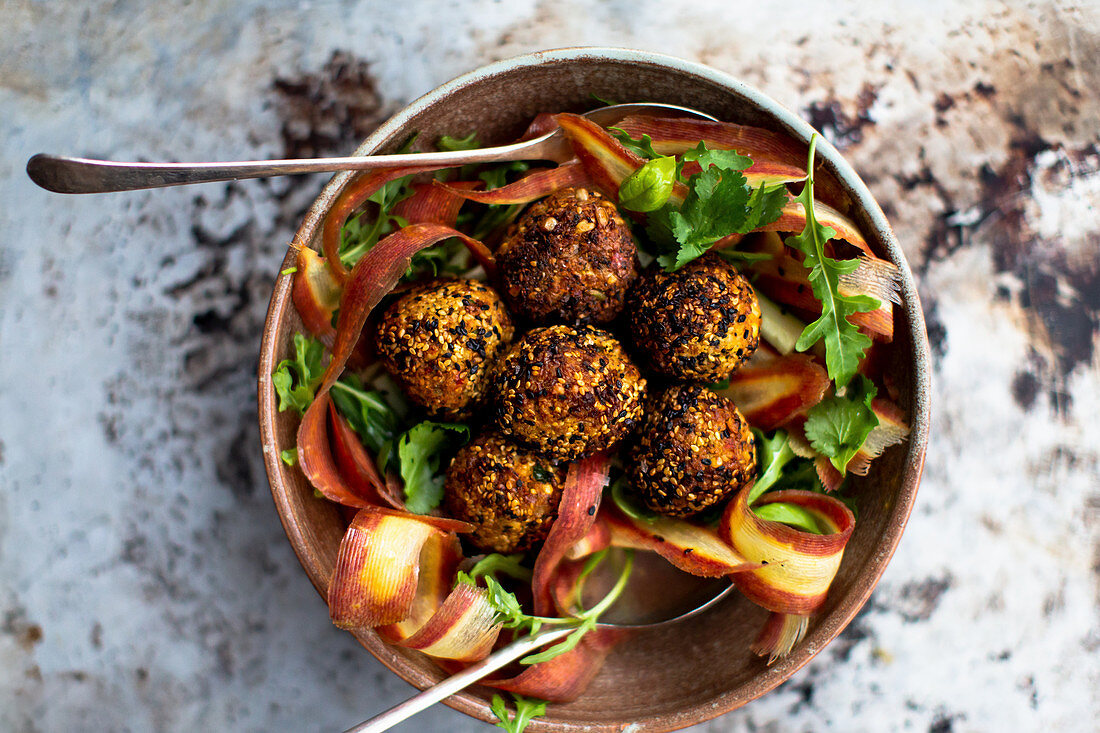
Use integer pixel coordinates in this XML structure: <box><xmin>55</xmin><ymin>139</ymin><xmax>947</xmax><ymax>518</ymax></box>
<box><xmin>2</xmin><ymin>1</ymin><xmax>1098</xmax><ymax>731</ymax></box>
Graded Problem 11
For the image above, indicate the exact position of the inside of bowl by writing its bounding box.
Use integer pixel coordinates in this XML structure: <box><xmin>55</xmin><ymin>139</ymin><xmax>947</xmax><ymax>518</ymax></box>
<box><xmin>261</xmin><ymin>49</ymin><xmax>927</xmax><ymax>732</ymax></box>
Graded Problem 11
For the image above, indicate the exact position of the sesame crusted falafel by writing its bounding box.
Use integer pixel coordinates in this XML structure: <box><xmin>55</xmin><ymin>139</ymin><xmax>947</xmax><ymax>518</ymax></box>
<box><xmin>443</xmin><ymin>433</ymin><xmax>566</xmax><ymax>553</ymax></box>
<box><xmin>374</xmin><ymin>278</ymin><xmax>514</xmax><ymax>420</ymax></box>
<box><xmin>497</xmin><ymin>187</ymin><xmax>638</xmax><ymax>325</ymax></box>
<box><xmin>493</xmin><ymin>325</ymin><xmax>647</xmax><ymax>460</ymax></box>
<box><xmin>629</xmin><ymin>384</ymin><xmax>756</xmax><ymax>518</ymax></box>
<box><xmin>628</xmin><ymin>253</ymin><xmax>762</xmax><ymax>383</ymax></box>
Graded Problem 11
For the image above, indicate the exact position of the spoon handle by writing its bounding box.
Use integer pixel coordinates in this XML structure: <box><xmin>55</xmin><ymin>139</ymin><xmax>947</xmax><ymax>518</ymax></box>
<box><xmin>343</xmin><ymin>626</ymin><xmax>573</xmax><ymax>733</ymax></box>
<box><xmin>25</xmin><ymin>138</ymin><xmax>560</xmax><ymax>194</ymax></box>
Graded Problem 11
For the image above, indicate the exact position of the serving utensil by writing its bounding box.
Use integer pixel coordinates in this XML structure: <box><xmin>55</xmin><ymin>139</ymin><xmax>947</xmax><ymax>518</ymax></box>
<box><xmin>26</xmin><ymin>103</ymin><xmax>715</xmax><ymax>194</ymax></box>
<box><xmin>347</xmin><ymin>548</ymin><xmax>734</xmax><ymax>733</ymax></box>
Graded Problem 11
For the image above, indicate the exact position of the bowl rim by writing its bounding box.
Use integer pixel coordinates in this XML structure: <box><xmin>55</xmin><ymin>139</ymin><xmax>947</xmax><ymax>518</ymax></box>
<box><xmin>258</xmin><ymin>45</ymin><xmax>932</xmax><ymax>732</ymax></box>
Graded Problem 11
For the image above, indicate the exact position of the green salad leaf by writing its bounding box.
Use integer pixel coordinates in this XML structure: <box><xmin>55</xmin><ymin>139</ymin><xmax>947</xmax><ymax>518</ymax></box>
<box><xmin>490</xmin><ymin>694</ymin><xmax>548</xmax><ymax>733</ymax></box>
<box><xmin>618</xmin><ymin>155</ymin><xmax>677</xmax><ymax>212</ymax></box>
<box><xmin>748</xmin><ymin>429</ymin><xmax>798</xmax><ymax>504</ymax></box>
<box><xmin>338</xmin><ymin>176</ymin><xmax>414</xmax><ymax>268</ymax></box>
<box><xmin>395</xmin><ymin>421</ymin><xmax>470</xmax><ymax>514</ymax></box>
<box><xmin>467</xmin><ymin>553</ymin><xmax>534</xmax><ymax>583</ymax></box>
<box><xmin>329</xmin><ymin>375</ymin><xmax>403</xmax><ymax>456</ymax></box>
<box><xmin>608</xmin><ymin>127</ymin><xmax>661</xmax><ymax>160</ymax></box>
<box><xmin>752</xmin><ymin>502</ymin><xmax>827</xmax><ymax>534</ymax></box>
<box><xmin>437</xmin><ymin>132</ymin><xmax>479</xmax><ymax>151</ymax></box>
<box><xmin>644</xmin><ymin>142</ymin><xmax>787</xmax><ymax>271</ymax></box>
<box><xmin>804</xmin><ymin>375</ymin><xmax>879</xmax><ymax>473</ymax></box>
<box><xmin>785</xmin><ymin>134</ymin><xmax>879</xmax><ymax>388</ymax></box>
<box><xmin>457</xmin><ymin>549</ymin><xmax>634</xmax><ymax>665</ymax></box>
<box><xmin>272</xmin><ymin>333</ymin><xmax>326</xmax><ymax>415</ymax></box>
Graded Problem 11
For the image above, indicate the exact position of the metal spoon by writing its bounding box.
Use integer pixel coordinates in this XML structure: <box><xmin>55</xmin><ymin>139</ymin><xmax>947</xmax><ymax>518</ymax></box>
<box><xmin>26</xmin><ymin>103</ymin><xmax>717</xmax><ymax>194</ymax></box>
<box><xmin>348</xmin><ymin>548</ymin><xmax>735</xmax><ymax>733</ymax></box>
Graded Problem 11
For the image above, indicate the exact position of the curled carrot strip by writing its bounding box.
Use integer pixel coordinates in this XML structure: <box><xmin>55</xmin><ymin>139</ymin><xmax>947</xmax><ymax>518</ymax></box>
<box><xmin>713</xmin><ymin>353</ymin><xmax>831</xmax><ymax>431</ymax></box>
<box><xmin>554</xmin><ymin>113</ymin><xmax>692</xmax><ymax>202</ymax></box>
<box><xmin>321</xmin><ymin>165</ymin><xmax>444</xmax><ymax>284</ymax></box>
<box><xmin>329</xmin><ymin>509</ymin><xmax>499</xmax><ymax>662</ymax></box>
<box><xmin>603</xmin><ymin>505</ymin><xmax>759</xmax><ymax>577</ymax></box>
<box><xmin>433</xmin><ymin>161</ymin><xmax>592</xmax><ymax>205</ymax></box>
<box><xmin>721</xmin><ymin>488</ymin><xmax>854</xmax><ymax>615</ymax></box>
<box><xmin>392</xmin><ymin>179</ymin><xmax>480</xmax><ymax>226</ymax></box>
<box><xmin>719</xmin><ymin>487</ymin><xmax>855</xmax><ymax>662</ymax></box>
<box><xmin>531</xmin><ymin>453</ymin><xmax>610</xmax><ymax>616</ymax></box>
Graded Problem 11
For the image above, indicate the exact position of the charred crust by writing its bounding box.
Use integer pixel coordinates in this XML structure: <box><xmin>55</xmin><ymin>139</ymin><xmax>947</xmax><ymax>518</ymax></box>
<box><xmin>443</xmin><ymin>433</ymin><xmax>566</xmax><ymax>553</ymax></box>
<box><xmin>497</xmin><ymin>187</ymin><xmax>638</xmax><ymax>325</ymax></box>
<box><xmin>627</xmin><ymin>253</ymin><xmax>762</xmax><ymax>383</ymax></box>
<box><xmin>628</xmin><ymin>384</ymin><xmax>756</xmax><ymax>517</ymax></box>
<box><xmin>374</xmin><ymin>278</ymin><xmax>514</xmax><ymax>420</ymax></box>
<box><xmin>492</xmin><ymin>324</ymin><xmax>647</xmax><ymax>460</ymax></box>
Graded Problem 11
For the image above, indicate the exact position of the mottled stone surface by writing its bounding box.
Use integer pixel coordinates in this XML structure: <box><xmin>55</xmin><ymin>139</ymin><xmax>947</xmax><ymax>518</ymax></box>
<box><xmin>2</xmin><ymin>2</ymin><xmax>1098</xmax><ymax>731</ymax></box>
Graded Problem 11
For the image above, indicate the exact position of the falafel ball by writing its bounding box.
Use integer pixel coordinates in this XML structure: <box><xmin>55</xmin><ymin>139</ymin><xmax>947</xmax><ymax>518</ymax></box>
<box><xmin>629</xmin><ymin>384</ymin><xmax>756</xmax><ymax>518</ymax></box>
<box><xmin>628</xmin><ymin>253</ymin><xmax>762</xmax><ymax>383</ymax></box>
<box><xmin>497</xmin><ymin>187</ymin><xmax>638</xmax><ymax>324</ymax></box>
<box><xmin>444</xmin><ymin>433</ymin><xmax>567</xmax><ymax>553</ymax></box>
<box><xmin>374</xmin><ymin>278</ymin><xmax>514</xmax><ymax>420</ymax></box>
<box><xmin>494</xmin><ymin>325</ymin><xmax>647</xmax><ymax>460</ymax></box>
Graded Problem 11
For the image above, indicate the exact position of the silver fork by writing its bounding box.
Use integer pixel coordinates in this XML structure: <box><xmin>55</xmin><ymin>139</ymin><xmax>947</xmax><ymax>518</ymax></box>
<box><xmin>26</xmin><ymin>103</ymin><xmax>716</xmax><ymax>194</ymax></box>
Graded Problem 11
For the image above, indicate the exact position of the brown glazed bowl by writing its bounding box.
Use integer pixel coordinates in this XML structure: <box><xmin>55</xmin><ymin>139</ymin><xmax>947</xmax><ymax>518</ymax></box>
<box><xmin>258</xmin><ymin>48</ymin><xmax>931</xmax><ymax>731</ymax></box>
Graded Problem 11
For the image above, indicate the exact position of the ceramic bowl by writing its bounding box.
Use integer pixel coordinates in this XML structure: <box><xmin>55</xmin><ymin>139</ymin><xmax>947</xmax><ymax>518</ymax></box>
<box><xmin>258</xmin><ymin>47</ymin><xmax>931</xmax><ymax>732</ymax></box>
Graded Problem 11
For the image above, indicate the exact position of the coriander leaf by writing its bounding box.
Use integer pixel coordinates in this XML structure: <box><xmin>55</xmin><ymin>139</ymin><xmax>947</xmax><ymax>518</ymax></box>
<box><xmin>608</xmin><ymin>127</ymin><xmax>661</xmax><ymax>160</ymax></box>
<box><xmin>804</xmin><ymin>376</ymin><xmax>879</xmax><ymax>473</ymax></box>
<box><xmin>785</xmin><ymin>134</ymin><xmax>879</xmax><ymax>387</ymax></box>
<box><xmin>330</xmin><ymin>375</ymin><xmax>402</xmax><ymax>455</ymax></box>
<box><xmin>740</xmin><ymin>182</ymin><xmax>790</xmax><ymax>232</ymax></box>
<box><xmin>652</xmin><ymin>143</ymin><xmax>787</xmax><ymax>272</ymax></box>
<box><xmin>397</xmin><ymin>421</ymin><xmax>470</xmax><ymax>514</ymax></box>
<box><xmin>748</xmin><ymin>429</ymin><xmax>798</xmax><ymax>504</ymax></box>
<box><xmin>664</xmin><ymin>166</ymin><xmax>752</xmax><ymax>267</ymax></box>
<box><xmin>752</xmin><ymin>502</ymin><xmax>826</xmax><ymax>534</ymax></box>
<box><xmin>619</xmin><ymin>156</ymin><xmax>677</xmax><ymax>212</ymax></box>
<box><xmin>272</xmin><ymin>333</ymin><xmax>326</xmax><ymax>415</ymax></box>
<box><xmin>437</xmin><ymin>132</ymin><xmax>479</xmax><ymax>151</ymax></box>
<box><xmin>280</xmin><ymin>448</ymin><xmax>298</xmax><ymax>467</ymax></box>
<box><xmin>490</xmin><ymin>693</ymin><xmax>548</xmax><ymax>733</ymax></box>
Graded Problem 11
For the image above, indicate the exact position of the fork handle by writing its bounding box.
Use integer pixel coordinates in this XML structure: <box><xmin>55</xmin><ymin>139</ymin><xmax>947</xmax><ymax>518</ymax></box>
<box><xmin>25</xmin><ymin>140</ymin><xmax>553</xmax><ymax>194</ymax></box>
<box><xmin>344</xmin><ymin>626</ymin><xmax>574</xmax><ymax>733</ymax></box>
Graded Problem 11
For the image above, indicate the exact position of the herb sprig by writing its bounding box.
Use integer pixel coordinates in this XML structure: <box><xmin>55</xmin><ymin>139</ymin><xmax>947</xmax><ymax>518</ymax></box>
<box><xmin>458</xmin><ymin>548</ymin><xmax>634</xmax><ymax>665</ymax></box>
<box><xmin>613</xmin><ymin>133</ymin><xmax>787</xmax><ymax>272</ymax></box>
<box><xmin>785</xmin><ymin>135</ymin><xmax>879</xmax><ymax>388</ymax></box>
<box><xmin>490</xmin><ymin>693</ymin><xmax>548</xmax><ymax>733</ymax></box>
<box><xmin>803</xmin><ymin>375</ymin><xmax>879</xmax><ymax>474</ymax></box>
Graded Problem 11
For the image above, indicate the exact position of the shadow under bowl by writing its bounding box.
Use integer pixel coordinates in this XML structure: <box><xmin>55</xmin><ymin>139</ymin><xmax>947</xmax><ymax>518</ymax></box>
<box><xmin>258</xmin><ymin>47</ymin><xmax>932</xmax><ymax>732</ymax></box>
